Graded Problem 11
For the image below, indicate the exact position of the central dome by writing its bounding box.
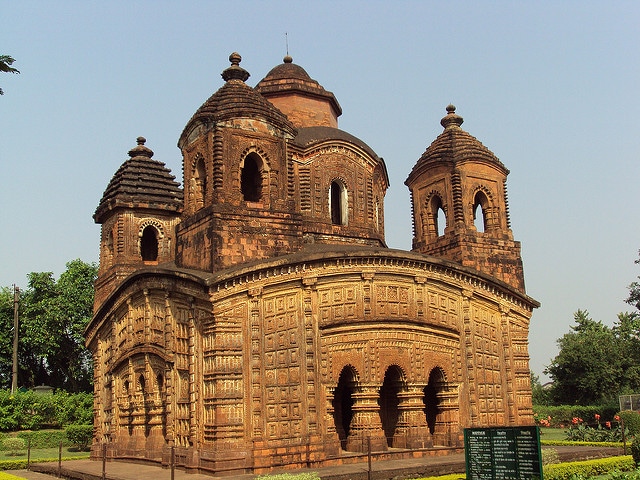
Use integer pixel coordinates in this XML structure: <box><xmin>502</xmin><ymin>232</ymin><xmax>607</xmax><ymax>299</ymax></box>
<box><xmin>255</xmin><ymin>55</ymin><xmax>342</xmax><ymax>128</ymax></box>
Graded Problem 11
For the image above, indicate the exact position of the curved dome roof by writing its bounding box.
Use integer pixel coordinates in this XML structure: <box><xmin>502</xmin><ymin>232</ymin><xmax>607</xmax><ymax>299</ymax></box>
<box><xmin>180</xmin><ymin>53</ymin><xmax>296</xmax><ymax>145</ymax></box>
<box><xmin>94</xmin><ymin>137</ymin><xmax>183</xmax><ymax>223</ymax></box>
<box><xmin>409</xmin><ymin>105</ymin><xmax>508</xmax><ymax>176</ymax></box>
<box><xmin>255</xmin><ymin>55</ymin><xmax>342</xmax><ymax>118</ymax></box>
<box><xmin>293</xmin><ymin>126</ymin><xmax>380</xmax><ymax>162</ymax></box>
<box><xmin>261</xmin><ymin>55</ymin><xmax>314</xmax><ymax>82</ymax></box>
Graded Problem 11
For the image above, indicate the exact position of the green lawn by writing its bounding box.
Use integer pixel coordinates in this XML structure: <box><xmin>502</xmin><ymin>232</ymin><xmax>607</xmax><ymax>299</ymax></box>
<box><xmin>539</xmin><ymin>427</ymin><xmax>567</xmax><ymax>441</ymax></box>
<box><xmin>0</xmin><ymin>446</ymin><xmax>90</xmax><ymax>462</ymax></box>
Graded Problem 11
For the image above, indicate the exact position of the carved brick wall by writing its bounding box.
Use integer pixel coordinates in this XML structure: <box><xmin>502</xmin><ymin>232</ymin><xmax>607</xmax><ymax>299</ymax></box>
<box><xmin>87</xmin><ymin>250</ymin><xmax>536</xmax><ymax>473</ymax></box>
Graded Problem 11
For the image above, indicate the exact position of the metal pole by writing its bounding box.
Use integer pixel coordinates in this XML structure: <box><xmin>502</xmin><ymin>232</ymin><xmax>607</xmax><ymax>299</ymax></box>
<box><xmin>27</xmin><ymin>437</ymin><xmax>31</xmax><ymax>470</ymax></box>
<box><xmin>11</xmin><ymin>286</ymin><xmax>19</xmax><ymax>393</ymax></box>
<box><xmin>171</xmin><ymin>445</ymin><xmax>175</xmax><ymax>480</ymax></box>
<box><xmin>367</xmin><ymin>436</ymin><xmax>372</xmax><ymax>480</ymax></box>
<box><xmin>58</xmin><ymin>441</ymin><xmax>62</xmax><ymax>477</ymax></box>
<box><xmin>102</xmin><ymin>443</ymin><xmax>107</xmax><ymax>480</ymax></box>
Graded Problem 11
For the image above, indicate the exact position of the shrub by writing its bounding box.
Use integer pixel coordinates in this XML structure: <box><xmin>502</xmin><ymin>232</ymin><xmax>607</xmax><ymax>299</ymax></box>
<box><xmin>533</xmin><ymin>405</ymin><xmax>620</xmax><ymax>427</ymax></box>
<box><xmin>542</xmin><ymin>447</ymin><xmax>560</xmax><ymax>465</ymax></box>
<box><xmin>631</xmin><ymin>436</ymin><xmax>640</xmax><ymax>466</ymax></box>
<box><xmin>17</xmin><ymin>430</ymin><xmax>69</xmax><ymax>449</ymax></box>
<box><xmin>65</xmin><ymin>424</ymin><xmax>93</xmax><ymax>451</ymax></box>
<box><xmin>620</xmin><ymin>411</ymin><xmax>640</xmax><ymax>437</ymax></box>
<box><xmin>0</xmin><ymin>390</ymin><xmax>93</xmax><ymax>431</ymax></box>
<box><xmin>255</xmin><ymin>474</ymin><xmax>320</xmax><ymax>480</ymax></box>
<box><xmin>2</xmin><ymin>437</ymin><xmax>25</xmax><ymax>456</ymax></box>
<box><xmin>543</xmin><ymin>455</ymin><xmax>635</xmax><ymax>480</ymax></box>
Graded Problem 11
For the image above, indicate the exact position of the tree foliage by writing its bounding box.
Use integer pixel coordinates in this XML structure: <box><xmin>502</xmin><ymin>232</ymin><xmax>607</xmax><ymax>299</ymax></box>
<box><xmin>626</xmin><ymin>251</ymin><xmax>640</xmax><ymax>311</ymax></box>
<box><xmin>545</xmin><ymin>252</ymin><xmax>640</xmax><ymax>405</ymax></box>
<box><xmin>0</xmin><ymin>55</ymin><xmax>19</xmax><ymax>95</ymax></box>
<box><xmin>0</xmin><ymin>260</ymin><xmax>97</xmax><ymax>392</ymax></box>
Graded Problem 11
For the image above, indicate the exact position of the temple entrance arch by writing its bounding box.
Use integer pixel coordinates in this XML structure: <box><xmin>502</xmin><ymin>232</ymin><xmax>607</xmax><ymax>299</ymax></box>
<box><xmin>332</xmin><ymin>366</ymin><xmax>357</xmax><ymax>450</ymax></box>
<box><xmin>424</xmin><ymin>367</ymin><xmax>446</xmax><ymax>445</ymax></box>
<box><xmin>379</xmin><ymin>365</ymin><xmax>404</xmax><ymax>448</ymax></box>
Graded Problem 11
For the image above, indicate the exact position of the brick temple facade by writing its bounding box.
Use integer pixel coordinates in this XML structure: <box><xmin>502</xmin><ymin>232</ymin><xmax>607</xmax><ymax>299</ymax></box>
<box><xmin>85</xmin><ymin>53</ymin><xmax>539</xmax><ymax>475</ymax></box>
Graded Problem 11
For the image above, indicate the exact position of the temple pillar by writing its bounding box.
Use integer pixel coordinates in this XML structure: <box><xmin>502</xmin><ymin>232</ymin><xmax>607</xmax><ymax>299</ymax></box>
<box><xmin>346</xmin><ymin>383</ymin><xmax>386</xmax><ymax>452</ymax></box>
<box><xmin>394</xmin><ymin>385</ymin><xmax>432</xmax><ymax>449</ymax></box>
<box><xmin>436</xmin><ymin>382</ymin><xmax>462</xmax><ymax>446</ymax></box>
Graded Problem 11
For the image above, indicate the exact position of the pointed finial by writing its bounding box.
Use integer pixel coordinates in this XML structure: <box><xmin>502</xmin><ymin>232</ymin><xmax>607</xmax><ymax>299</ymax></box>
<box><xmin>229</xmin><ymin>52</ymin><xmax>241</xmax><ymax>66</ymax></box>
<box><xmin>221</xmin><ymin>52</ymin><xmax>250</xmax><ymax>82</ymax></box>
<box><xmin>440</xmin><ymin>104</ymin><xmax>464</xmax><ymax>129</ymax></box>
<box><xmin>128</xmin><ymin>137</ymin><xmax>154</xmax><ymax>158</ymax></box>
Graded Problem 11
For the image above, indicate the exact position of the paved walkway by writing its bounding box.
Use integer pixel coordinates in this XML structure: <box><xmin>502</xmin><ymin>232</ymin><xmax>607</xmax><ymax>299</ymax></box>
<box><xmin>4</xmin><ymin>445</ymin><xmax>625</xmax><ymax>480</ymax></box>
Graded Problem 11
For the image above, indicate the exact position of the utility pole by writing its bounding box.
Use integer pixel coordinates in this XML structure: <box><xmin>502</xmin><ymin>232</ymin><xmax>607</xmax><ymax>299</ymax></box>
<box><xmin>11</xmin><ymin>285</ymin><xmax>19</xmax><ymax>393</ymax></box>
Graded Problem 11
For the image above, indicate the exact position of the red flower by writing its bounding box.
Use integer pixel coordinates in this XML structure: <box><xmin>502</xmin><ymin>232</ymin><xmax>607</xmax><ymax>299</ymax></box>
<box><xmin>572</xmin><ymin>417</ymin><xmax>579</xmax><ymax>425</ymax></box>
<box><xmin>615</xmin><ymin>415</ymin><xmax>621</xmax><ymax>422</ymax></box>
<box><xmin>595</xmin><ymin>414</ymin><xmax>600</xmax><ymax>421</ymax></box>
<box><xmin>606</xmin><ymin>421</ymin><xmax>611</xmax><ymax>428</ymax></box>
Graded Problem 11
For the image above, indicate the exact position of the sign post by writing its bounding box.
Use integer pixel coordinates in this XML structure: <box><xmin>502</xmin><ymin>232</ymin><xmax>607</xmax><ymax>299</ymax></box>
<box><xmin>464</xmin><ymin>426</ymin><xmax>543</xmax><ymax>480</ymax></box>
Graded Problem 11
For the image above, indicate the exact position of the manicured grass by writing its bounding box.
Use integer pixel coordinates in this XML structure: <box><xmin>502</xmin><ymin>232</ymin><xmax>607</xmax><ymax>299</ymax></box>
<box><xmin>0</xmin><ymin>473</ymin><xmax>25</xmax><ymax>480</ymax></box>
<box><xmin>539</xmin><ymin>427</ymin><xmax>567</xmax><ymax>441</ymax></box>
<box><xmin>0</xmin><ymin>446</ymin><xmax>90</xmax><ymax>462</ymax></box>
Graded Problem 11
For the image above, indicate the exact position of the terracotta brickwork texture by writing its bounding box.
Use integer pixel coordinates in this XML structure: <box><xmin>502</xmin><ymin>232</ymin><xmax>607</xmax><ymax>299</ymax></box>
<box><xmin>87</xmin><ymin>54</ymin><xmax>538</xmax><ymax>475</ymax></box>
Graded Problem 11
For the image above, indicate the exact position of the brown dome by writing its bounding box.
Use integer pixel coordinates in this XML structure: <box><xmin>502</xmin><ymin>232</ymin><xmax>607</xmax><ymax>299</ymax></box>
<box><xmin>408</xmin><ymin>105</ymin><xmax>508</xmax><ymax>180</ymax></box>
<box><xmin>180</xmin><ymin>53</ymin><xmax>296</xmax><ymax>146</ymax></box>
<box><xmin>94</xmin><ymin>137</ymin><xmax>183</xmax><ymax>223</ymax></box>
<box><xmin>255</xmin><ymin>55</ymin><xmax>342</xmax><ymax>123</ymax></box>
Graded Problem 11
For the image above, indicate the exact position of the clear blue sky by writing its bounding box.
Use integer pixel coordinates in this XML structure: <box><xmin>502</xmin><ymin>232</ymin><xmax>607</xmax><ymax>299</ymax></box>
<box><xmin>2</xmin><ymin>1</ymin><xmax>639</xmax><ymax>381</ymax></box>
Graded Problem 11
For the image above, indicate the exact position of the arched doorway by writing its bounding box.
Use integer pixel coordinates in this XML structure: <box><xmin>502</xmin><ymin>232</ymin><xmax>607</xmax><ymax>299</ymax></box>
<box><xmin>379</xmin><ymin>366</ymin><xmax>404</xmax><ymax>448</ymax></box>
<box><xmin>332</xmin><ymin>366</ymin><xmax>357</xmax><ymax>450</ymax></box>
<box><xmin>424</xmin><ymin>367</ymin><xmax>445</xmax><ymax>444</ymax></box>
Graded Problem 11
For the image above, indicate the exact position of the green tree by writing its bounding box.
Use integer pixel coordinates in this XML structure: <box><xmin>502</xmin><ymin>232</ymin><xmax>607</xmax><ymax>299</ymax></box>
<box><xmin>531</xmin><ymin>371</ymin><xmax>550</xmax><ymax>405</ymax></box>
<box><xmin>0</xmin><ymin>55</ymin><xmax>19</xmax><ymax>95</ymax></box>
<box><xmin>0</xmin><ymin>288</ymin><xmax>18</xmax><ymax>386</ymax></box>
<box><xmin>626</xmin><ymin>251</ymin><xmax>640</xmax><ymax>311</ymax></box>
<box><xmin>0</xmin><ymin>260</ymin><xmax>97</xmax><ymax>392</ymax></box>
<box><xmin>545</xmin><ymin>310</ymin><xmax>623</xmax><ymax>405</ymax></box>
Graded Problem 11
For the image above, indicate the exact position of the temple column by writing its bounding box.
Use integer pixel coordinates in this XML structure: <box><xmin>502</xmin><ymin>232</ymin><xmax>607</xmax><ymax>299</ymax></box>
<box><xmin>436</xmin><ymin>382</ymin><xmax>462</xmax><ymax>446</ymax></box>
<box><xmin>394</xmin><ymin>385</ymin><xmax>432</xmax><ymax>449</ymax></box>
<box><xmin>346</xmin><ymin>383</ymin><xmax>386</xmax><ymax>452</ymax></box>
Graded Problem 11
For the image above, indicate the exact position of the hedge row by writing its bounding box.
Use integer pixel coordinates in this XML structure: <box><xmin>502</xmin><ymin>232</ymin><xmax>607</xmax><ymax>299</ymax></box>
<box><xmin>10</xmin><ymin>430</ymin><xmax>69</xmax><ymax>449</ymax></box>
<box><xmin>543</xmin><ymin>455</ymin><xmax>636</xmax><ymax>480</ymax></box>
<box><xmin>541</xmin><ymin>440</ymin><xmax>625</xmax><ymax>448</ymax></box>
<box><xmin>0</xmin><ymin>390</ymin><xmax>92</xmax><ymax>431</ymax></box>
<box><xmin>534</xmin><ymin>405</ymin><xmax>622</xmax><ymax>427</ymax></box>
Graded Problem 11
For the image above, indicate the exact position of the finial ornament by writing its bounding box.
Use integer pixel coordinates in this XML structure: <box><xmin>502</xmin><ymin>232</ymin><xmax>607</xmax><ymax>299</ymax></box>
<box><xmin>221</xmin><ymin>52</ymin><xmax>250</xmax><ymax>82</ymax></box>
<box><xmin>229</xmin><ymin>52</ymin><xmax>241</xmax><ymax>66</ymax></box>
<box><xmin>129</xmin><ymin>136</ymin><xmax>153</xmax><ymax>158</ymax></box>
<box><xmin>441</xmin><ymin>104</ymin><xmax>464</xmax><ymax>129</ymax></box>
<box><xmin>283</xmin><ymin>55</ymin><xmax>293</xmax><ymax>64</ymax></box>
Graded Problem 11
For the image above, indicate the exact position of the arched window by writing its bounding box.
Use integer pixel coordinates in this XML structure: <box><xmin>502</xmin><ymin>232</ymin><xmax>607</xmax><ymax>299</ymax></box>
<box><xmin>430</xmin><ymin>195</ymin><xmax>446</xmax><ymax>236</ymax></box>
<box><xmin>241</xmin><ymin>153</ymin><xmax>262</xmax><ymax>202</ymax></box>
<box><xmin>473</xmin><ymin>191</ymin><xmax>489</xmax><ymax>233</ymax></box>
<box><xmin>330</xmin><ymin>180</ymin><xmax>348</xmax><ymax>225</ymax></box>
<box><xmin>140</xmin><ymin>225</ymin><xmax>159</xmax><ymax>262</ymax></box>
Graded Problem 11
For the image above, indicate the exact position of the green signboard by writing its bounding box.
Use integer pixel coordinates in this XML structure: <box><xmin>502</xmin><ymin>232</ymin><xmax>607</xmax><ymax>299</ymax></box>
<box><xmin>464</xmin><ymin>426</ymin><xmax>543</xmax><ymax>480</ymax></box>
